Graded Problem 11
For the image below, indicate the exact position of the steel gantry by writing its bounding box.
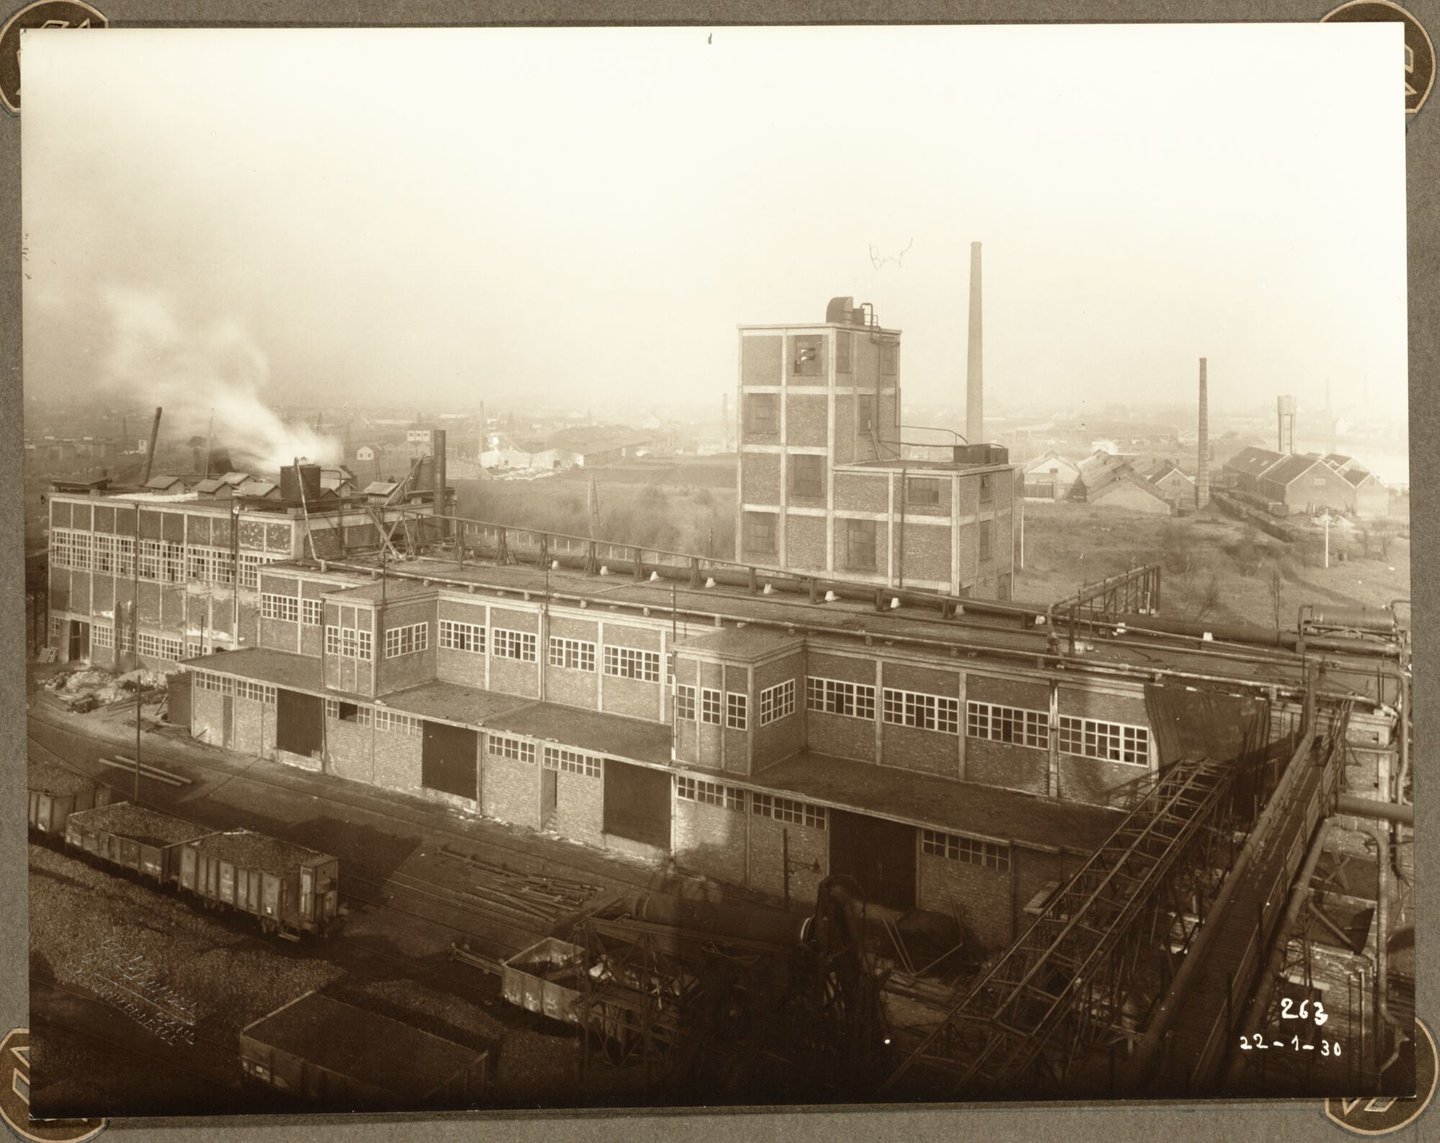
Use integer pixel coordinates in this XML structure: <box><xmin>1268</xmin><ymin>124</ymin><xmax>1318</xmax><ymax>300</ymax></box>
<box><xmin>884</xmin><ymin>752</ymin><xmax>1254</xmax><ymax>1098</ymax></box>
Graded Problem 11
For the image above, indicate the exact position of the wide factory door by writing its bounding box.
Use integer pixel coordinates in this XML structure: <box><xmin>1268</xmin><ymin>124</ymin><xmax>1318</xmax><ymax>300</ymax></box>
<box><xmin>602</xmin><ymin>761</ymin><xmax>670</xmax><ymax>849</ymax></box>
<box><xmin>275</xmin><ymin>689</ymin><xmax>323</xmax><ymax>757</ymax></box>
<box><xmin>829</xmin><ymin>809</ymin><xmax>917</xmax><ymax>912</ymax></box>
<box><xmin>421</xmin><ymin>721</ymin><xmax>478</xmax><ymax>800</ymax></box>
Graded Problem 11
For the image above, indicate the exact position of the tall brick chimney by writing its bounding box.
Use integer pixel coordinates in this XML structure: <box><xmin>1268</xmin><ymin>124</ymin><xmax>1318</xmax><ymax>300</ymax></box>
<box><xmin>1196</xmin><ymin>358</ymin><xmax>1210</xmax><ymax>509</ymax></box>
<box><xmin>966</xmin><ymin>242</ymin><xmax>983</xmax><ymax>445</ymax></box>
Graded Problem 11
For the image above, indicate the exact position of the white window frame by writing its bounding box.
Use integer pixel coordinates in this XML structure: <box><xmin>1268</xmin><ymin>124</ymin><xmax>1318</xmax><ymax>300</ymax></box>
<box><xmin>604</xmin><ymin>644</ymin><xmax>661</xmax><ymax>682</ymax></box>
<box><xmin>752</xmin><ymin>793</ymin><xmax>825</xmax><ymax>829</ymax></box>
<box><xmin>726</xmin><ymin>692</ymin><xmax>748</xmax><ymax>731</ymax></box>
<box><xmin>675</xmin><ymin>684</ymin><xmax>696</xmax><ymax>721</ymax></box>
<box><xmin>493</xmin><ymin>628</ymin><xmax>538</xmax><ymax>662</ymax></box>
<box><xmin>759</xmin><ymin>680</ymin><xmax>795</xmax><ymax>726</ymax></box>
<box><xmin>676</xmin><ymin>776</ymin><xmax>745</xmax><ymax>811</ymax></box>
<box><xmin>700</xmin><ymin>688</ymin><xmax>722</xmax><ymax>725</ymax></box>
<box><xmin>384</xmin><ymin>621</ymin><xmax>429</xmax><ymax>659</ymax></box>
<box><xmin>548</xmin><ymin>636</ymin><xmax>596</xmax><ymax>671</ymax></box>
<box><xmin>805</xmin><ymin>677</ymin><xmax>876</xmax><ymax>720</ymax></box>
<box><xmin>1057</xmin><ymin>715</ymin><xmax>1150</xmax><ymax>766</ymax></box>
<box><xmin>882</xmin><ymin>688</ymin><xmax>960</xmax><ymax>735</ymax></box>
<box><xmin>922</xmin><ymin>829</ymin><xmax>1010</xmax><ymax>871</ymax></box>
<box><xmin>966</xmin><ymin>700</ymin><xmax>1049</xmax><ymax>750</ymax></box>
<box><xmin>490</xmin><ymin>734</ymin><xmax>536</xmax><ymax>763</ymax></box>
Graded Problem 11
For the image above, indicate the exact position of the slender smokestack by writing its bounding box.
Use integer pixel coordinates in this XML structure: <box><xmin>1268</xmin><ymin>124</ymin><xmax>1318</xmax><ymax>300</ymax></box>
<box><xmin>1196</xmin><ymin>358</ymin><xmax>1210</xmax><ymax>509</ymax></box>
<box><xmin>966</xmin><ymin>242</ymin><xmax>983</xmax><ymax>445</ymax></box>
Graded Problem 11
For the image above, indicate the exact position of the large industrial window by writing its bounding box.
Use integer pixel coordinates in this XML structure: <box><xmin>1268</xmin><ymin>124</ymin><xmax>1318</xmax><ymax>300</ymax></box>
<box><xmin>791</xmin><ymin>454</ymin><xmax>824</xmax><ymax>498</ymax></box>
<box><xmin>883</xmin><ymin>688</ymin><xmax>960</xmax><ymax>735</ymax></box>
<box><xmin>752</xmin><ymin>793</ymin><xmax>825</xmax><ymax>829</ymax></box>
<box><xmin>92</xmin><ymin>624</ymin><xmax>114</xmax><ymax>649</ymax></box>
<box><xmin>744</xmin><ymin>393</ymin><xmax>779</xmax><ymax>437</ymax></box>
<box><xmin>385</xmin><ymin>621</ymin><xmax>429</xmax><ymax>659</ymax></box>
<box><xmin>489</xmin><ymin>734</ymin><xmax>536</xmax><ymax>763</ymax></box>
<box><xmin>543</xmin><ymin>746</ymin><xmax>601</xmax><ymax>777</ymax></box>
<box><xmin>493</xmin><ymin>628</ymin><xmax>537</xmax><ymax>662</ymax></box>
<box><xmin>743</xmin><ymin>512</ymin><xmax>777</xmax><ymax>555</ymax></box>
<box><xmin>759</xmin><ymin>680</ymin><xmax>795</xmax><ymax>725</ymax></box>
<box><xmin>846</xmin><ymin>519</ymin><xmax>877</xmax><ymax>571</ymax></box>
<box><xmin>677</xmin><ymin>776</ymin><xmax>745</xmax><ymax>811</ymax></box>
<box><xmin>440</xmin><ymin>619</ymin><xmax>486</xmax><ymax>653</ymax></box>
<box><xmin>966</xmin><ymin>701</ymin><xmax>1049</xmax><ymax>750</ymax></box>
<box><xmin>836</xmin><ymin>331</ymin><xmax>853</xmax><ymax>374</ymax></box>
<box><xmin>301</xmin><ymin>599</ymin><xmax>323</xmax><ymax>626</ymax></box>
<box><xmin>1058</xmin><ymin>716</ymin><xmax>1149</xmax><ymax>765</ymax></box>
<box><xmin>881</xmin><ymin>340</ymin><xmax>898</xmax><ymax>376</ymax></box>
<box><xmin>980</xmin><ymin>473</ymin><xmax>994</xmax><ymax>503</ymax></box>
<box><xmin>261</xmin><ymin>593</ymin><xmax>299</xmax><ymax>622</ymax></box>
<box><xmin>548</xmin><ymin>636</ymin><xmax>595</xmax><ymax>671</ymax></box>
<box><xmin>675</xmin><ymin>685</ymin><xmax>696</xmax><ymax>720</ymax></box>
<box><xmin>604</xmin><ymin>645</ymin><xmax>660</xmax><ymax>682</ymax></box>
<box><xmin>922</xmin><ymin>829</ymin><xmax>1010</xmax><ymax>872</ymax></box>
<box><xmin>979</xmin><ymin>521</ymin><xmax>993</xmax><ymax>561</ymax></box>
<box><xmin>806</xmin><ymin>677</ymin><xmax>876</xmax><ymax>719</ymax></box>
<box><xmin>906</xmin><ymin>478</ymin><xmax>940</xmax><ymax>507</ymax></box>
<box><xmin>726</xmin><ymin>692</ymin><xmax>748</xmax><ymax>730</ymax></box>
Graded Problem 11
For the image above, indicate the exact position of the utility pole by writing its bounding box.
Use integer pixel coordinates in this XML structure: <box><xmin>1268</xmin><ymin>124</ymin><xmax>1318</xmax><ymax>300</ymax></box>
<box><xmin>132</xmin><ymin>506</ymin><xmax>141</xmax><ymax>803</ymax></box>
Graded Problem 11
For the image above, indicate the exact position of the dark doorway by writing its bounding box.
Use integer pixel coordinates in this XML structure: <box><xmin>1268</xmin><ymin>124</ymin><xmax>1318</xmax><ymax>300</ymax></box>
<box><xmin>422</xmin><ymin>721</ymin><xmax>478</xmax><ymax>800</ymax></box>
<box><xmin>168</xmin><ymin>671</ymin><xmax>193</xmax><ymax>730</ymax></box>
<box><xmin>602</xmin><ymin>761</ymin><xmax>670</xmax><ymax>848</ymax></box>
<box><xmin>276</xmin><ymin>689</ymin><xmax>323</xmax><ymax>757</ymax></box>
<box><xmin>541</xmin><ymin>769</ymin><xmax>558</xmax><ymax>830</ymax></box>
<box><xmin>67</xmin><ymin>620</ymin><xmax>89</xmax><ymax>662</ymax></box>
<box><xmin>829</xmin><ymin>809</ymin><xmax>917</xmax><ymax>912</ymax></box>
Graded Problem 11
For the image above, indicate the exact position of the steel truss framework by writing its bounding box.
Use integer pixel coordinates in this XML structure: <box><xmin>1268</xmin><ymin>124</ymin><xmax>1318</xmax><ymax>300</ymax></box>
<box><xmin>886</xmin><ymin>754</ymin><xmax>1246</xmax><ymax>1097</ymax></box>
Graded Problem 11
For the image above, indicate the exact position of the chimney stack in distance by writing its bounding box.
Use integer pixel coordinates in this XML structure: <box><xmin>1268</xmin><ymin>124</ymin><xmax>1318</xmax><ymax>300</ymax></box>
<box><xmin>966</xmin><ymin>242</ymin><xmax>983</xmax><ymax>445</ymax></box>
<box><xmin>1196</xmin><ymin>358</ymin><xmax>1210</xmax><ymax>510</ymax></box>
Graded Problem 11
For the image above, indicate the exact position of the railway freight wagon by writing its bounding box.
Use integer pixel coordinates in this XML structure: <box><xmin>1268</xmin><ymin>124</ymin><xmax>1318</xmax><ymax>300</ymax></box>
<box><xmin>64</xmin><ymin>802</ymin><xmax>215</xmax><ymax>883</ymax></box>
<box><xmin>27</xmin><ymin>754</ymin><xmax>112</xmax><ymax>837</ymax></box>
<box><xmin>240</xmin><ymin>991</ymin><xmax>491</xmax><ymax>1110</ymax></box>
<box><xmin>176</xmin><ymin>831</ymin><xmax>339</xmax><ymax>937</ymax></box>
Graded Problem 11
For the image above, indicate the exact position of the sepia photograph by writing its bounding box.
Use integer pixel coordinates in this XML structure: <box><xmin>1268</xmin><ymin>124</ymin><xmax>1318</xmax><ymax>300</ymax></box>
<box><xmin>15</xmin><ymin>20</ymin><xmax>1417</xmax><ymax>1123</ymax></box>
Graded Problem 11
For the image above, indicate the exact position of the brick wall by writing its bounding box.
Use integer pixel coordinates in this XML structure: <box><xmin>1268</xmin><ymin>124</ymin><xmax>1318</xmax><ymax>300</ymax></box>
<box><xmin>753</xmin><ymin>654</ymin><xmax>804</xmax><ymax>769</ymax></box>
<box><xmin>674</xmin><ymin>797</ymin><xmax>748</xmax><ymax>884</ymax></box>
<box><xmin>600</xmin><ymin>622</ymin><xmax>663</xmax><ymax>720</ymax></box>
<box><xmin>553</xmin><ymin>769</ymin><xmax>605</xmax><ymax>847</ymax></box>
<box><xmin>741</xmin><ymin>334</ymin><xmax>782</xmax><ymax>385</ymax></box>
<box><xmin>897</xmin><ymin>520</ymin><xmax>951</xmax><ymax>587</ymax></box>
<box><xmin>965</xmin><ymin>737</ymin><xmax>1047</xmax><ymax>793</ymax></box>
<box><xmin>741</xmin><ymin>453</ymin><xmax>782</xmax><ymax>505</ymax></box>
<box><xmin>193</xmin><ymin>687</ymin><xmax>223</xmax><ymax>744</ymax></box>
<box><xmin>482</xmin><ymin>750</ymin><xmax>539</xmax><ymax>829</ymax></box>
<box><xmin>372</xmin><ymin>725</ymin><xmax>422</xmax><ymax>793</ymax></box>
<box><xmin>833</xmin><ymin>471</ymin><xmax>887</xmax><ymax>513</ymax></box>
<box><xmin>784</xmin><ymin>515</ymin><xmax>827</xmax><ymax>573</ymax></box>
<box><xmin>326</xmin><ymin>719</ymin><xmax>375</xmax><ymax>784</ymax></box>
<box><xmin>747</xmin><ymin>812</ymin><xmax>827</xmax><ymax>902</ymax></box>
<box><xmin>881</xmin><ymin>724</ymin><xmax>959</xmax><ymax>777</ymax></box>
<box><xmin>917</xmin><ymin>847</ymin><xmax>1012</xmax><ymax>949</ymax></box>
<box><xmin>785</xmin><ymin>394</ymin><xmax>829</xmax><ymax>449</ymax></box>
<box><xmin>376</xmin><ymin>597</ymin><xmax>436</xmax><ymax>694</ymax></box>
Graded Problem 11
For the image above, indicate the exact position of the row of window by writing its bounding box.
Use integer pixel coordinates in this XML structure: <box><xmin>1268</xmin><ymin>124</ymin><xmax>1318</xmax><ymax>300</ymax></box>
<box><xmin>51</xmin><ymin>530</ymin><xmax>285</xmax><ymax>589</ymax></box>
<box><xmin>260</xmin><ymin>594</ymin><xmax>324</xmax><ymax>625</ymax></box>
<box><xmin>741</xmin><ymin>513</ymin><xmax>994</xmax><ymax>566</ymax></box>
<box><xmin>438</xmin><ymin>622</ymin><xmax>663</xmax><ymax>682</ymax></box>
<box><xmin>921</xmin><ymin>829</ymin><xmax>1010</xmax><ymax>872</ymax></box>
<box><xmin>758</xmin><ymin>680</ymin><xmax>796</xmax><ymax>725</ymax></box>
<box><xmin>319</xmin><ymin>699</ymin><xmax>421</xmax><ymax>736</ymax></box>
<box><xmin>136</xmin><ymin>631</ymin><xmax>185</xmax><ymax>661</ymax></box>
<box><xmin>802</xmin><ymin>680</ymin><xmax>1149</xmax><ymax>763</ymax></box>
<box><xmin>490</xmin><ymin>734</ymin><xmax>535</xmax><ymax>764</ymax></box>
<box><xmin>543</xmin><ymin>746</ymin><xmax>601</xmax><ymax>778</ymax></box>
<box><xmin>675</xmin><ymin>686</ymin><xmax>749</xmax><ymax>730</ymax></box>
<box><xmin>384</xmin><ymin>621</ymin><xmax>429</xmax><ymax>659</ymax></box>
<box><xmin>236</xmin><ymin>679</ymin><xmax>277</xmax><ymax>703</ymax></box>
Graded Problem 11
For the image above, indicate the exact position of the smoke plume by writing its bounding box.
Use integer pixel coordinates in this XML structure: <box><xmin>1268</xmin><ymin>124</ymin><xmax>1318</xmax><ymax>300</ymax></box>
<box><xmin>99</xmin><ymin>287</ymin><xmax>340</xmax><ymax>473</ymax></box>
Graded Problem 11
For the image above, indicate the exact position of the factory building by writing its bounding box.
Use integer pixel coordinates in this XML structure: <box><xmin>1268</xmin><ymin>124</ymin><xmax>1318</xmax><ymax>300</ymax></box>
<box><xmin>43</xmin><ymin>455</ymin><xmax>450</xmax><ymax>671</ymax></box>
<box><xmin>155</xmin><ymin>532</ymin><xmax>1392</xmax><ymax>954</ymax></box>
<box><xmin>735</xmin><ymin>297</ymin><xmax>1022</xmax><ymax>600</ymax></box>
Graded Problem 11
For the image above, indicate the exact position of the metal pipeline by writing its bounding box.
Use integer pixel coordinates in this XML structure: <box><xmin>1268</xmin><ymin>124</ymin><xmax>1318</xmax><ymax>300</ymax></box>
<box><xmin>1335</xmin><ymin>795</ymin><xmax>1413</xmax><ymax>826</ymax></box>
<box><xmin>1372</xmin><ymin>820</ymin><xmax>1409</xmax><ymax>1076</ymax></box>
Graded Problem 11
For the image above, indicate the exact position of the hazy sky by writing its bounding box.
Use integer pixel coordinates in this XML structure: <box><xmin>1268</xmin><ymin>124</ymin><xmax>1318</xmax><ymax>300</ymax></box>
<box><xmin>22</xmin><ymin>25</ymin><xmax>1408</xmax><ymax>433</ymax></box>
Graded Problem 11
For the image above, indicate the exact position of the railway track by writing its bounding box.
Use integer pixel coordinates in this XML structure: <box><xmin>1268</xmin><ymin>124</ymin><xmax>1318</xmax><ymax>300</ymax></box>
<box><xmin>27</xmin><ymin>710</ymin><xmax>643</xmax><ymax>912</ymax></box>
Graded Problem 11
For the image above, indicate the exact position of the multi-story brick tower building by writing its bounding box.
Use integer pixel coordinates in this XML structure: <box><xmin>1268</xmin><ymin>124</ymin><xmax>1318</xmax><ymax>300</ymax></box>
<box><xmin>736</xmin><ymin>297</ymin><xmax>1021</xmax><ymax>600</ymax></box>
